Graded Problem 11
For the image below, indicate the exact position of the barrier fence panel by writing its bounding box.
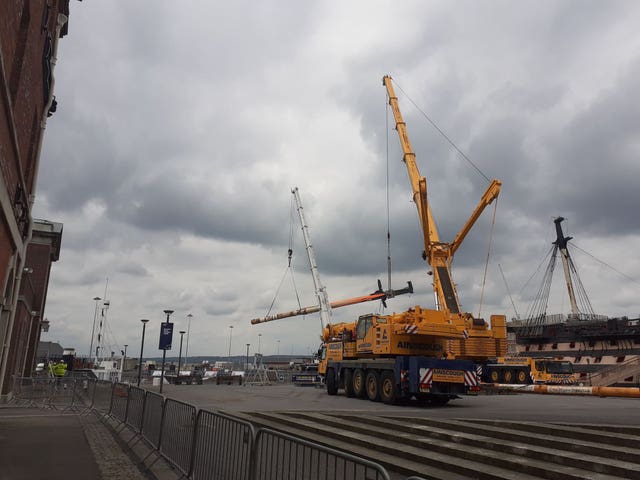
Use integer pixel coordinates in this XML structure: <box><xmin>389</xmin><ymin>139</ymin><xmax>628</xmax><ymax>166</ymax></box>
<box><xmin>191</xmin><ymin>410</ymin><xmax>255</xmax><ymax>480</ymax></box>
<box><xmin>93</xmin><ymin>380</ymin><xmax>115</xmax><ymax>413</ymax></box>
<box><xmin>11</xmin><ymin>377</ymin><xmax>52</xmax><ymax>407</ymax></box>
<box><xmin>78</xmin><ymin>378</ymin><xmax>97</xmax><ymax>409</ymax></box>
<box><xmin>142</xmin><ymin>391</ymin><xmax>164</xmax><ymax>449</ymax></box>
<box><xmin>125</xmin><ymin>386</ymin><xmax>145</xmax><ymax>432</ymax></box>
<box><xmin>110</xmin><ymin>383</ymin><xmax>129</xmax><ymax>422</ymax></box>
<box><xmin>160</xmin><ymin>399</ymin><xmax>196</xmax><ymax>475</ymax></box>
<box><xmin>48</xmin><ymin>377</ymin><xmax>78</xmax><ymax>410</ymax></box>
<box><xmin>253</xmin><ymin>428</ymin><xmax>391</xmax><ymax>480</ymax></box>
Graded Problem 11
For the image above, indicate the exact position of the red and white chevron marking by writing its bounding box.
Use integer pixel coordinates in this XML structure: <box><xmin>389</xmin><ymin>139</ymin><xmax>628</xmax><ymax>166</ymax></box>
<box><xmin>464</xmin><ymin>370</ymin><xmax>478</xmax><ymax>387</ymax></box>
<box><xmin>404</xmin><ymin>324</ymin><xmax>418</xmax><ymax>334</ymax></box>
<box><xmin>419</xmin><ymin>368</ymin><xmax>433</xmax><ymax>386</ymax></box>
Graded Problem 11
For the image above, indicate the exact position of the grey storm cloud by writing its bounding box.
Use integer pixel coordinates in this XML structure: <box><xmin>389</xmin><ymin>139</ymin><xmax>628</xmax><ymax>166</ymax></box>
<box><xmin>33</xmin><ymin>1</ymin><xmax>640</xmax><ymax>358</ymax></box>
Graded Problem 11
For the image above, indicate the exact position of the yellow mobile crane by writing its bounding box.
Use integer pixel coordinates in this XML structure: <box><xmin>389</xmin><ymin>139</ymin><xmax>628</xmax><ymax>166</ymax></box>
<box><xmin>382</xmin><ymin>75</ymin><xmax>507</xmax><ymax>360</ymax></box>
<box><xmin>317</xmin><ymin>78</ymin><xmax>507</xmax><ymax>405</ymax></box>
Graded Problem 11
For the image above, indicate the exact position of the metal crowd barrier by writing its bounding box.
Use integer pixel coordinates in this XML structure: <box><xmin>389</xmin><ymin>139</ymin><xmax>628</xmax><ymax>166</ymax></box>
<box><xmin>253</xmin><ymin>428</ymin><xmax>391</xmax><ymax>480</ymax></box>
<box><xmin>125</xmin><ymin>386</ymin><xmax>145</xmax><ymax>432</ymax></box>
<box><xmin>160</xmin><ymin>399</ymin><xmax>196</xmax><ymax>475</ymax></box>
<box><xmin>93</xmin><ymin>380</ymin><xmax>115</xmax><ymax>413</ymax></box>
<box><xmin>191</xmin><ymin>410</ymin><xmax>254</xmax><ymax>480</ymax></box>
<box><xmin>110</xmin><ymin>382</ymin><xmax>129</xmax><ymax>421</ymax></box>
<box><xmin>11</xmin><ymin>377</ymin><xmax>426</xmax><ymax>480</ymax></box>
<box><xmin>141</xmin><ymin>391</ymin><xmax>163</xmax><ymax>449</ymax></box>
<box><xmin>11</xmin><ymin>376</ymin><xmax>92</xmax><ymax>412</ymax></box>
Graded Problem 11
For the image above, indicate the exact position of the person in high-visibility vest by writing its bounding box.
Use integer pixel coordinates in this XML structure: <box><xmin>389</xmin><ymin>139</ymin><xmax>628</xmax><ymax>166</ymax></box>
<box><xmin>53</xmin><ymin>361</ymin><xmax>67</xmax><ymax>377</ymax></box>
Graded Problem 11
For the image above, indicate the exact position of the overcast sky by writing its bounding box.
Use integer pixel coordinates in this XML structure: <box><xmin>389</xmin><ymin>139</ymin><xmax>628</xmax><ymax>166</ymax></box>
<box><xmin>35</xmin><ymin>1</ymin><xmax>640</xmax><ymax>360</ymax></box>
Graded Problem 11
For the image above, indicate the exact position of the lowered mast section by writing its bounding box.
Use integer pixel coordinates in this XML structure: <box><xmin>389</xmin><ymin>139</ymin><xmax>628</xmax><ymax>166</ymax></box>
<box><xmin>292</xmin><ymin>187</ymin><xmax>332</xmax><ymax>331</ymax></box>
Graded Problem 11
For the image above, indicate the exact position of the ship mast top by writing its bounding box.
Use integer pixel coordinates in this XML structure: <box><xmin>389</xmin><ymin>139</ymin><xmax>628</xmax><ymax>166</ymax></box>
<box><xmin>553</xmin><ymin>217</ymin><xmax>580</xmax><ymax>316</ymax></box>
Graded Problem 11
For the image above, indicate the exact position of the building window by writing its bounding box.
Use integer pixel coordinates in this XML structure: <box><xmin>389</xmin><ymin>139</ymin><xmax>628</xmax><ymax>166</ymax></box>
<box><xmin>569</xmin><ymin>342</ymin><xmax>575</xmax><ymax>349</ymax></box>
<box><xmin>610</xmin><ymin>339</ymin><xmax>618</xmax><ymax>346</ymax></box>
<box><xmin>525</xmin><ymin>345</ymin><xmax>530</xmax><ymax>352</ymax></box>
<box><xmin>552</xmin><ymin>343</ymin><xmax>558</xmax><ymax>350</ymax></box>
<box><xmin>588</xmin><ymin>340</ymin><xmax>596</xmax><ymax>347</ymax></box>
<box><xmin>537</xmin><ymin>344</ymin><xmax>543</xmax><ymax>351</ymax></box>
<box><xmin>574</xmin><ymin>356</ymin><xmax>582</xmax><ymax>363</ymax></box>
<box><xmin>616</xmin><ymin>356</ymin><xmax>625</xmax><ymax>363</ymax></box>
<box><xmin>594</xmin><ymin>356</ymin><xmax>602</xmax><ymax>363</ymax></box>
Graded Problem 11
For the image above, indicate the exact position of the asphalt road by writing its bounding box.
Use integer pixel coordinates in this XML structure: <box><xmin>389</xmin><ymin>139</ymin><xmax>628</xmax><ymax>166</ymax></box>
<box><xmin>154</xmin><ymin>382</ymin><xmax>640</xmax><ymax>425</ymax></box>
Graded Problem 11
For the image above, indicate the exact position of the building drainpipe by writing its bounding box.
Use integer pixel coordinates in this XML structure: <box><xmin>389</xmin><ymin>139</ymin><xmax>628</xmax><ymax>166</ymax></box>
<box><xmin>0</xmin><ymin>13</ymin><xmax>68</xmax><ymax>399</ymax></box>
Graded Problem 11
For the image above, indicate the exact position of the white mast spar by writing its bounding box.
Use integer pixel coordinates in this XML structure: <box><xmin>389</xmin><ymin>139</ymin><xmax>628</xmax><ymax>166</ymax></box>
<box><xmin>292</xmin><ymin>187</ymin><xmax>333</xmax><ymax>331</ymax></box>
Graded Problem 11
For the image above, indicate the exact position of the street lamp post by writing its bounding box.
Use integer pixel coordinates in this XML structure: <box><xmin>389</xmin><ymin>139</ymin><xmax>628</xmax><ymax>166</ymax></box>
<box><xmin>185</xmin><ymin>313</ymin><xmax>192</xmax><ymax>366</ymax></box>
<box><xmin>258</xmin><ymin>333</ymin><xmax>261</xmax><ymax>354</ymax></box>
<box><xmin>88</xmin><ymin>296</ymin><xmax>101</xmax><ymax>365</ymax></box>
<box><xmin>246</xmin><ymin>343</ymin><xmax>250</xmax><ymax>372</ymax></box>
<box><xmin>160</xmin><ymin>310</ymin><xmax>174</xmax><ymax>394</ymax></box>
<box><xmin>137</xmin><ymin>319</ymin><xmax>149</xmax><ymax>387</ymax></box>
<box><xmin>120</xmin><ymin>344</ymin><xmax>128</xmax><ymax>380</ymax></box>
<box><xmin>177</xmin><ymin>331</ymin><xmax>186</xmax><ymax>382</ymax></box>
<box><xmin>228</xmin><ymin>325</ymin><xmax>234</xmax><ymax>366</ymax></box>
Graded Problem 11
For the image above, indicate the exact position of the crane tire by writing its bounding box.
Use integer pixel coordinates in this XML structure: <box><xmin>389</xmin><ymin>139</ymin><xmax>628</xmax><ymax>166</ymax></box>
<box><xmin>489</xmin><ymin>369</ymin><xmax>500</xmax><ymax>383</ymax></box>
<box><xmin>365</xmin><ymin>370</ymin><xmax>381</xmax><ymax>402</ymax></box>
<box><xmin>516</xmin><ymin>369</ymin><xmax>529</xmax><ymax>384</ymax></box>
<box><xmin>353</xmin><ymin>368</ymin><xmax>366</xmax><ymax>398</ymax></box>
<box><xmin>380</xmin><ymin>371</ymin><xmax>399</xmax><ymax>405</ymax></box>
<box><xmin>503</xmin><ymin>369</ymin><xmax>514</xmax><ymax>384</ymax></box>
<box><xmin>326</xmin><ymin>368</ymin><xmax>338</xmax><ymax>395</ymax></box>
<box><xmin>344</xmin><ymin>369</ymin><xmax>354</xmax><ymax>397</ymax></box>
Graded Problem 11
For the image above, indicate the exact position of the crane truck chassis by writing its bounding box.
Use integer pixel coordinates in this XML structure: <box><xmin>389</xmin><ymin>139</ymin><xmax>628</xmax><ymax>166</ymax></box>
<box><xmin>479</xmin><ymin>357</ymin><xmax>577</xmax><ymax>385</ymax></box>
<box><xmin>324</xmin><ymin>356</ymin><xmax>479</xmax><ymax>405</ymax></box>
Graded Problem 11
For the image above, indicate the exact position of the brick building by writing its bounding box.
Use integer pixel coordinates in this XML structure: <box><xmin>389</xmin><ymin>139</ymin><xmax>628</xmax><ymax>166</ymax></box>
<box><xmin>0</xmin><ymin>1</ymin><xmax>70</xmax><ymax>399</ymax></box>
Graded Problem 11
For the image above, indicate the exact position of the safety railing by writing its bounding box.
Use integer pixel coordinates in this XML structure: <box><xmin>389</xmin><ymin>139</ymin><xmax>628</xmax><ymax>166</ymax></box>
<box><xmin>160</xmin><ymin>399</ymin><xmax>196</xmax><ymax>475</ymax></box>
<box><xmin>125</xmin><ymin>386</ymin><xmax>145</xmax><ymax>432</ymax></box>
<box><xmin>11</xmin><ymin>377</ymin><xmax>426</xmax><ymax>480</ymax></box>
<box><xmin>191</xmin><ymin>410</ymin><xmax>254</xmax><ymax>480</ymax></box>
<box><xmin>253</xmin><ymin>428</ymin><xmax>391</xmax><ymax>480</ymax></box>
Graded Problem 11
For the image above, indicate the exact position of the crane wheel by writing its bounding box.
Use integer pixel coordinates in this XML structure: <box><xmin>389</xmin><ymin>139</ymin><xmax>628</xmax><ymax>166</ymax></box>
<box><xmin>516</xmin><ymin>370</ymin><xmax>528</xmax><ymax>384</ymax></box>
<box><xmin>344</xmin><ymin>369</ymin><xmax>354</xmax><ymax>397</ymax></box>
<box><xmin>326</xmin><ymin>368</ymin><xmax>338</xmax><ymax>395</ymax></box>
<box><xmin>489</xmin><ymin>369</ymin><xmax>500</xmax><ymax>383</ymax></box>
<box><xmin>365</xmin><ymin>370</ymin><xmax>381</xmax><ymax>402</ymax></box>
<box><xmin>503</xmin><ymin>369</ymin><xmax>514</xmax><ymax>384</ymax></box>
<box><xmin>353</xmin><ymin>369</ymin><xmax>366</xmax><ymax>398</ymax></box>
<box><xmin>380</xmin><ymin>371</ymin><xmax>399</xmax><ymax>405</ymax></box>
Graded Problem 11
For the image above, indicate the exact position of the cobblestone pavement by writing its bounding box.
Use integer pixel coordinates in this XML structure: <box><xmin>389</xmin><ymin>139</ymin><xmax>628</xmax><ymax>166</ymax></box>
<box><xmin>80</xmin><ymin>413</ymin><xmax>150</xmax><ymax>480</ymax></box>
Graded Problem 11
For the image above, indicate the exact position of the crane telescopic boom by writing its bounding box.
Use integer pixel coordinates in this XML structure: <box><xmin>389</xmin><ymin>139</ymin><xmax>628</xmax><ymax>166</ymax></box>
<box><xmin>382</xmin><ymin>75</ymin><xmax>501</xmax><ymax>316</ymax></box>
<box><xmin>292</xmin><ymin>187</ymin><xmax>332</xmax><ymax>330</ymax></box>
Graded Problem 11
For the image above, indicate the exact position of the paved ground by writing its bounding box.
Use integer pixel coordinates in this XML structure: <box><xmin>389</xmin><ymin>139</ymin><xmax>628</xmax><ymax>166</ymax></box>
<box><xmin>2</xmin><ymin>382</ymin><xmax>639</xmax><ymax>480</ymax></box>
<box><xmin>154</xmin><ymin>381</ymin><xmax>640</xmax><ymax>425</ymax></box>
<box><xmin>0</xmin><ymin>406</ymin><xmax>148</xmax><ymax>480</ymax></box>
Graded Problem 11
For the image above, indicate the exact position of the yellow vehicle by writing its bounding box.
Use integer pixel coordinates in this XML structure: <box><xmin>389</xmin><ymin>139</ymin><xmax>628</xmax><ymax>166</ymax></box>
<box><xmin>480</xmin><ymin>357</ymin><xmax>578</xmax><ymax>384</ymax></box>
<box><xmin>320</xmin><ymin>311</ymin><xmax>482</xmax><ymax>405</ymax></box>
<box><xmin>318</xmin><ymin>76</ymin><xmax>509</xmax><ymax>405</ymax></box>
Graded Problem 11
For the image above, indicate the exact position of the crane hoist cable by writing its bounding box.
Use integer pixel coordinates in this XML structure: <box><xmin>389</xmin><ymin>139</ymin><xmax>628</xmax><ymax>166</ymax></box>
<box><xmin>477</xmin><ymin>197</ymin><xmax>499</xmax><ymax>318</ymax></box>
<box><xmin>264</xmin><ymin>200</ymin><xmax>303</xmax><ymax>319</ymax></box>
<box><xmin>392</xmin><ymin>79</ymin><xmax>492</xmax><ymax>184</ymax></box>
